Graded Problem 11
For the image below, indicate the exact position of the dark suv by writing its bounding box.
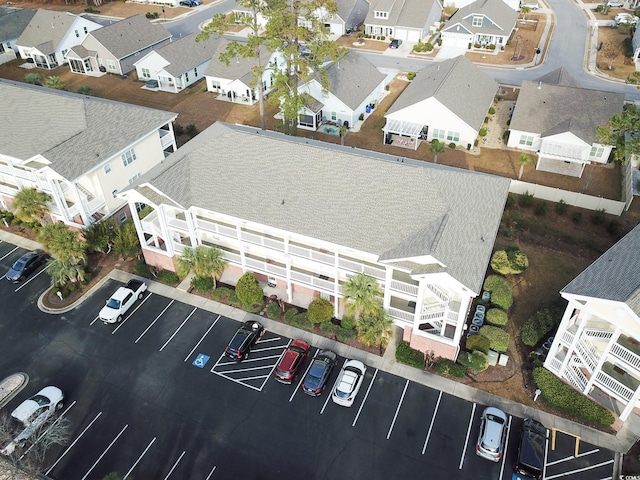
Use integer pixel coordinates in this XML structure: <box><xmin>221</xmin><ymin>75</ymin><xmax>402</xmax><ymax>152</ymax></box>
<box><xmin>514</xmin><ymin>418</ymin><xmax>547</xmax><ymax>480</ymax></box>
<box><xmin>224</xmin><ymin>321</ymin><xmax>264</xmax><ymax>361</ymax></box>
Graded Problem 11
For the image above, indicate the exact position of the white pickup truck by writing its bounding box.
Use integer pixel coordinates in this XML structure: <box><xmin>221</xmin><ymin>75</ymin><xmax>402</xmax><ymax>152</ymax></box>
<box><xmin>99</xmin><ymin>279</ymin><xmax>147</xmax><ymax>324</ymax></box>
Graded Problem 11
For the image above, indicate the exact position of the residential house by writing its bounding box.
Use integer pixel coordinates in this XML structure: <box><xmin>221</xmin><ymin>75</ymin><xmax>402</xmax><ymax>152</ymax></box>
<box><xmin>364</xmin><ymin>0</ymin><xmax>442</xmax><ymax>43</ymax></box>
<box><xmin>544</xmin><ymin>223</ymin><xmax>640</xmax><ymax>423</ymax></box>
<box><xmin>631</xmin><ymin>26</ymin><xmax>640</xmax><ymax>71</ymax></box>
<box><xmin>296</xmin><ymin>51</ymin><xmax>387</xmax><ymax>131</ymax></box>
<box><xmin>442</xmin><ymin>0</ymin><xmax>519</xmax><ymax>11</ymax></box>
<box><xmin>133</xmin><ymin>33</ymin><xmax>218</xmax><ymax>93</ymax></box>
<box><xmin>119</xmin><ymin>122</ymin><xmax>510</xmax><ymax>361</ymax></box>
<box><xmin>507</xmin><ymin>69</ymin><xmax>624</xmax><ymax>177</ymax></box>
<box><xmin>67</xmin><ymin>15</ymin><xmax>171</xmax><ymax>77</ymax></box>
<box><xmin>15</xmin><ymin>10</ymin><xmax>101</xmax><ymax>69</ymax></box>
<box><xmin>0</xmin><ymin>79</ymin><xmax>177</xmax><ymax>228</ymax></box>
<box><xmin>0</xmin><ymin>7</ymin><xmax>35</xmax><ymax>65</ymax></box>
<box><xmin>298</xmin><ymin>0</ymin><xmax>370</xmax><ymax>36</ymax></box>
<box><xmin>440</xmin><ymin>0</ymin><xmax>518</xmax><ymax>52</ymax></box>
<box><xmin>383</xmin><ymin>55</ymin><xmax>498</xmax><ymax>150</ymax></box>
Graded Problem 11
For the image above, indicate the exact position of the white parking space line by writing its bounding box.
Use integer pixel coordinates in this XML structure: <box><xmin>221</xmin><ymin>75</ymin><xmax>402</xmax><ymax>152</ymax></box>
<box><xmin>459</xmin><ymin>403</ymin><xmax>476</xmax><ymax>470</ymax></box>
<box><xmin>14</xmin><ymin>267</ymin><xmax>47</xmax><ymax>292</ymax></box>
<box><xmin>81</xmin><ymin>424</ymin><xmax>129</xmax><ymax>480</ymax></box>
<box><xmin>352</xmin><ymin>368</ymin><xmax>378</xmax><ymax>427</ymax></box>
<box><xmin>46</xmin><ymin>411</ymin><xmax>103</xmax><ymax>475</ymax></box>
<box><xmin>546</xmin><ymin>448</ymin><xmax>600</xmax><ymax>466</ymax></box>
<box><xmin>135</xmin><ymin>300</ymin><xmax>175</xmax><ymax>343</ymax></box>
<box><xmin>210</xmin><ymin>369</ymin><xmax>262</xmax><ymax>392</ymax></box>
<box><xmin>290</xmin><ymin>348</ymin><xmax>319</xmax><ymax>402</ymax></box>
<box><xmin>205</xmin><ymin>466</ymin><xmax>217</xmax><ymax>479</ymax></box>
<box><xmin>160</xmin><ymin>307</ymin><xmax>197</xmax><ymax>351</ymax></box>
<box><xmin>111</xmin><ymin>293</ymin><xmax>153</xmax><ymax>333</ymax></box>
<box><xmin>251</xmin><ymin>344</ymin><xmax>289</xmax><ymax>353</ymax></box>
<box><xmin>422</xmin><ymin>391</ymin><xmax>442</xmax><ymax>455</ymax></box>
<box><xmin>184</xmin><ymin>315</ymin><xmax>220</xmax><ymax>362</ymax></box>
<box><xmin>320</xmin><ymin>358</ymin><xmax>347</xmax><ymax>415</ymax></box>
<box><xmin>544</xmin><ymin>460</ymin><xmax>614</xmax><ymax>480</ymax></box>
<box><xmin>498</xmin><ymin>415</ymin><xmax>512</xmax><ymax>480</ymax></box>
<box><xmin>216</xmin><ymin>354</ymin><xmax>282</xmax><ymax>366</ymax></box>
<box><xmin>256</xmin><ymin>337</ymin><xmax>282</xmax><ymax>344</ymax></box>
<box><xmin>386</xmin><ymin>379</ymin><xmax>409</xmax><ymax>440</ymax></box>
<box><xmin>543</xmin><ymin>429</ymin><xmax>550</xmax><ymax>480</ymax></box>
<box><xmin>163</xmin><ymin>450</ymin><xmax>186</xmax><ymax>479</ymax></box>
<box><xmin>0</xmin><ymin>246</ymin><xmax>19</xmax><ymax>261</ymax></box>
<box><xmin>221</xmin><ymin>364</ymin><xmax>278</xmax><ymax>374</ymax></box>
<box><xmin>262</xmin><ymin>339</ymin><xmax>290</xmax><ymax>388</ymax></box>
<box><xmin>124</xmin><ymin>436</ymin><xmax>156</xmax><ymax>479</ymax></box>
<box><xmin>90</xmin><ymin>315</ymin><xmax>100</xmax><ymax>326</ymax></box>
<box><xmin>21</xmin><ymin>400</ymin><xmax>77</xmax><ymax>460</ymax></box>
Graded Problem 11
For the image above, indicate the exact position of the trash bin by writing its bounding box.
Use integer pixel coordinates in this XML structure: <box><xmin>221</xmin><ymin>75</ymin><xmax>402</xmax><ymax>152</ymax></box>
<box><xmin>365</xmin><ymin>105</ymin><xmax>371</xmax><ymax>114</ymax></box>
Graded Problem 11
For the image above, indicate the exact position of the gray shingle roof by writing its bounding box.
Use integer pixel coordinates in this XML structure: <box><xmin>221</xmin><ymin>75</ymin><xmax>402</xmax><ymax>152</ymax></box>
<box><xmin>17</xmin><ymin>10</ymin><xmax>82</xmax><ymax>49</ymax></box>
<box><xmin>203</xmin><ymin>38</ymin><xmax>264</xmax><ymax>83</ymax></box>
<box><xmin>563</xmin><ymin>223</ymin><xmax>640</xmax><ymax>316</ymax></box>
<box><xmin>151</xmin><ymin>33</ymin><xmax>218</xmax><ymax>76</ymax></box>
<box><xmin>0</xmin><ymin>8</ymin><xmax>35</xmax><ymax>42</ymax></box>
<box><xmin>365</xmin><ymin>0</ymin><xmax>437</xmax><ymax>27</ymax></box>
<box><xmin>510</xmin><ymin>81</ymin><xmax>625</xmax><ymax>143</ymax></box>
<box><xmin>0</xmin><ymin>79</ymin><xmax>177</xmax><ymax>180</ymax></box>
<box><xmin>534</xmin><ymin>67</ymin><xmax>579</xmax><ymax>87</ymax></box>
<box><xmin>88</xmin><ymin>14</ymin><xmax>170</xmax><ymax>60</ymax></box>
<box><xmin>133</xmin><ymin>122</ymin><xmax>510</xmax><ymax>293</ymax></box>
<box><xmin>336</xmin><ymin>0</ymin><xmax>358</xmax><ymax>21</ymax></box>
<box><xmin>316</xmin><ymin>51</ymin><xmax>386</xmax><ymax>110</ymax></box>
<box><xmin>445</xmin><ymin>0</ymin><xmax>518</xmax><ymax>35</ymax></box>
<box><xmin>386</xmin><ymin>55</ymin><xmax>498</xmax><ymax>130</ymax></box>
<box><xmin>67</xmin><ymin>44</ymin><xmax>95</xmax><ymax>59</ymax></box>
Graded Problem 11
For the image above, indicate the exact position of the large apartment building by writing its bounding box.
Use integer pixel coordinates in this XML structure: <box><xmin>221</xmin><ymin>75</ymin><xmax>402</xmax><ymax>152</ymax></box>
<box><xmin>120</xmin><ymin>122</ymin><xmax>510</xmax><ymax>360</ymax></box>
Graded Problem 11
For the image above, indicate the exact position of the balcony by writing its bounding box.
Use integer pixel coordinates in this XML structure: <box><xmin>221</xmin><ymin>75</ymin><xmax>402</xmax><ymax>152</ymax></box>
<box><xmin>290</xmin><ymin>269</ymin><xmax>336</xmax><ymax>292</ymax></box>
<box><xmin>389</xmin><ymin>307</ymin><xmax>414</xmax><ymax>325</ymax></box>
<box><xmin>240</xmin><ymin>230</ymin><xmax>285</xmax><ymax>252</ymax></box>
<box><xmin>595</xmin><ymin>367</ymin><xmax>635</xmax><ymax>403</ymax></box>
<box><xmin>244</xmin><ymin>256</ymin><xmax>287</xmax><ymax>278</ymax></box>
<box><xmin>159</xmin><ymin>128</ymin><xmax>174</xmax><ymax>149</ymax></box>
<box><xmin>338</xmin><ymin>257</ymin><xmax>385</xmax><ymax>280</ymax></box>
<box><xmin>612</xmin><ymin>336</ymin><xmax>640</xmax><ymax>372</ymax></box>
<box><xmin>195</xmin><ymin>217</ymin><xmax>237</xmax><ymax>239</ymax></box>
<box><xmin>167</xmin><ymin>216</ymin><xmax>189</xmax><ymax>232</ymax></box>
<box><xmin>389</xmin><ymin>279</ymin><xmax>418</xmax><ymax>296</ymax></box>
<box><xmin>289</xmin><ymin>243</ymin><xmax>334</xmax><ymax>265</ymax></box>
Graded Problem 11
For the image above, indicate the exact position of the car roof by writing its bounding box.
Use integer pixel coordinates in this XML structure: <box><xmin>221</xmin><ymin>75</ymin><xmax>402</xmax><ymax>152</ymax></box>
<box><xmin>279</xmin><ymin>348</ymin><xmax>303</xmax><ymax>371</ymax></box>
<box><xmin>520</xmin><ymin>420</ymin><xmax>546</xmax><ymax>468</ymax></box>
<box><xmin>482</xmin><ymin>407</ymin><xmax>506</xmax><ymax>448</ymax></box>
<box><xmin>11</xmin><ymin>386</ymin><xmax>62</xmax><ymax>422</ymax></box>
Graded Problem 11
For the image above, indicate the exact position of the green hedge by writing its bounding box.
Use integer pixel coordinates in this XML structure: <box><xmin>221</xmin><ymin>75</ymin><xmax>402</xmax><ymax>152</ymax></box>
<box><xmin>521</xmin><ymin>308</ymin><xmax>556</xmax><ymax>346</ymax></box>
<box><xmin>133</xmin><ymin>260</ymin><xmax>152</xmax><ymax>278</ymax></box>
<box><xmin>483</xmin><ymin>275</ymin><xmax>513</xmax><ymax>310</ymax></box>
<box><xmin>466</xmin><ymin>334</ymin><xmax>490</xmax><ymax>355</ymax></box>
<box><xmin>190</xmin><ymin>276</ymin><xmax>214</xmax><ymax>292</ymax></box>
<box><xmin>290</xmin><ymin>312</ymin><xmax>314</xmax><ymax>330</ymax></box>
<box><xmin>284</xmin><ymin>308</ymin><xmax>299</xmax><ymax>323</ymax></box>
<box><xmin>490</xmin><ymin>248</ymin><xmax>529</xmax><ymax>275</ymax></box>
<box><xmin>211</xmin><ymin>286</ymin><xmax>233</xmax><ymax>301</ymax></box>
<box><xmin>533</xmin><ymin>368</ymin><xmax>615</xmax><ymax>426</ymax></box>
<box><xmin>479</xmin><ymin>325</ymin><xmax>510</xmax><ymax>353</ymax></box>
<box><xmin>235</xmin><ymin>272</ymin><xmax>263</xmax><ymax>305</ymax></box>
<box><xmin>470</xmin><ymin>350</ymin><xmax>489</xmax><ymax>372</ymax></box>
<box><xmin>335</xmin><ymin>327</ymin><xmax>357</xmax><ymax>342</ymax></box>
<box><xmin>457</xmin><ymin>351</ymin><xmax>472</xmax><ymax>368</ymax></box>
<box><xmin>266</xmin><ymin>301</ymin><xmax>282</xmax><ymax>319</ymax></box>
<box><xmin>157</xmin><ymin>270</ymin><xmax>180</xmax><ymax>284</ymax></box>
<box><xmin>486</xmin><ymin>308</ymin><xmax>508</xmax><ymax>327</ymax></box>
<box><xmin>340</xmin><ymin>316</ymin><xmax>356</xmax><ymax>330</ymax></box>
<box><xmin>307</xmin><ymin>297</ymin><xmax>333</xmax><ymax>324</ymax></box>
<box><xmin>435</xmin><ymin>358</ymin><xmax>466</xmax><ymax>377</ymax></box>
<box><xmin>396</xmin><ymin>342</ymin><xmax>425</xmax><ymax>369</ymax></box>
<box><xmin>320</xmin><ymin>321</ymin><xmax>338</xmax><ymax>335</ymax></box>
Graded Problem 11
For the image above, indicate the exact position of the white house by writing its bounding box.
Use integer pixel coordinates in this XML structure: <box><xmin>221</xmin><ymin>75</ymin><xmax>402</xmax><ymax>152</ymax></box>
<box><xmin>0</xmin><ymin>7</ymin><xmax>35</xmax><ymax>65</ymax></box>
<box><xmin>383</xmin><ymin>55</ymin><xmax>498</xmax><ymax>149</ymax></box>
<box><xmin>0</xmin><ymin>79</ymin><xmax>177</xmax><ymax>228</ymax></box>
<box><xmin>299</xmin><ymin>0</ymin><xmax>370</xmax><ymax>36</ymax></box>
<box><xmin>15</xmin><ymin>10</ymin><xmax>101</xmax><ymax>69</ymax></box>
<box><xmin>120</xmin><ymin>122</ymin><xmax>510</xmax><ymax>361</ymax></box>
<box><xmin>631</xmin><ymin>26</ymin><xmax>640</xmax><ymax>71</ymax></box>
<box><xmin>507</xmin><ymin>69</ymin><xmax>624</xmax><ymax>177</ymax></box>
<box><xmin>364</xmin><ymin>0</ymin><xmax>442</xmax><ymax>42</ymax></box>
<box><xmin>67</xmin><ymin>15</ymin><xmax>171</xmax><ymax>77</ymax></box>
<box><xmin>134</xmin><ymin>33</ymin><xmax>218</xmax><ymax>93</ymax></box>
<box><xmin>296</xmin><ymin>51</ymin><xmax>387</xmax><ymax>131</ymax></box>
<box><xmin>544</xmin><ymin>224</ymin><xmax>640</xmax><ymax>423</ymax></box>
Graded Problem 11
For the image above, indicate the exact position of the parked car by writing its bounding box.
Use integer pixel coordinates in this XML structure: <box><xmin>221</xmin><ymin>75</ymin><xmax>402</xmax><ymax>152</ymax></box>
<box><xmin>389</xmin><ymin>39</ymin><xmax>402</xmax><ymax>49</ymax></box>
<box><xmin>332</xmin><ymin>359</ymin><xmax>366</xmax><ymax>407</ymax></box>
<box><xmin>302</xmin><ymin>349</ymin><xmax>337</xmax><ymax>396</ymax></box>
<box><xmin>520</xmin><ymin>1</ymin><xmax>539</xmax><ymax>9</ymax></box>
<box><xmin>99</xmin><ymin>279</ymin><xmax>147</xmax><ymax>324</ymax></box>
<box><xmin>615</xmin><ymin>12</ymin><xmax>638</xmax><ymax>24</ymax></box>
<box><xmin>224</xmin><ymin>320</ymin><xmax>264</xmax><ymax>361</ymax></box>
<box><xmin>6</xmin><ymin>250</ymin><xmax>47</xmax><ymax>283</ymax></box>
<box><xmin>179</xmin><ymin>0</ymin><xmax>197</xmax><ymax>6</ymax></box>
<box><xmin>607</xmin><ymin>0</ymin><xmax>625</xmax><ymax>7</ymax></box>
<box><xmin>514</xmin><ymin>418</ymin><xmax>547</xmax><ymax>479</ymax></box>
<box><xmin>1</xmin><ymin>386</ymin><xmax>64</xmax><ymax>455</ymax></box>
<box><xmin>274</xmin><ymin>339</ymin><xmax>309</xmax><ymax>384</ymax></box>
<box><xmin>476</xmin><ymin>407</ymin><xmax>508</xmax><ymax>462</ymax></box>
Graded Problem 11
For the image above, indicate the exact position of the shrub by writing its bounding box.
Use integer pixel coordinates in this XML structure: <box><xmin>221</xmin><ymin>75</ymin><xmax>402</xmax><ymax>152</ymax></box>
<box><xmin>133</xmin><ymin>259</ymin><xmax>152</xmax><ymax>278</ymax></box>
<box><xmin>466</xmin><ymin>334</ymin><xmax>490</xmax><ymax>355</ymax></box>
<box><xmin>521</xmin><ymin>308</ymin><xmax>557</xmax><ymax>346</ymax></box>
<box><xmin>145</xmin><ymin>11</ymin><xmax>159</xmax><ymax>19</ymax></box>
<box><xmin>173</xmin><ymin>123</ymin><xmax>185</xmax><ymax>136</ymax></box>
<box><xmin>505</xmin><ymin>193</ymin><xmax>516</xmax><ymax>209</ymax></box>
<box><xmin>24</xmin><ymin>73</ymin><xmax>43</xmax><ymax>85</ymax></box>
<box><xmin>591</xmin><ymin>208</ymin><xmax>606</xmax><ymax>225</ymax></box>
<box><xmin>479</xmin><ymin>325</ymin><xmax>510</xmax><ymax>353</ymax></box>
<box><xmin>190</xmin><ymin>276</ymin><xmax>214</xmax><ymax>292</ymax></box>
<box><xmin>435</xmin><ymin>358</ymin><xmax>466</xmax><ymax>377</ymax></box>
<box><xmin>335</xmin><ymin>326</ymin><xmax>357</xmax><ymax>342</ymax></box>
<box><xmin>607</xmin><ymin>219</ymin><xmax>620</xmax><ymax>236</ymax></box>
<box><xmin>470</xmin><ymin>350</ymin><xmax>489</xmax><ymax>372</ymax></box>
<box><xmin>290</xmin><ymin>312</ymin><xmax>314</xmax><ymax>330</ymax></box>
<box><xmin>340</xmin><ymin>316</ymin><xmax>356</xmax><ymax>330</ymax></box>
<box><xmin>320</xmin><ymin>321</ymin><xmax>339</xmax><ymax>336</ymax></box>
<box><xmin>483</xmin><ymin>275</ymin><xmax>513</xmax><ymax>309</ymax></box>
<box><xmin>490</xmin><ymin>248</ymin><xmax>528</xmax><ymax>275</ymax></box>
<box><xmin>77</xmin><ymin>86</ymin><xmax>94</xmax><ymax>96</ymax></box>
<box><xmin>243</xmin><ymin>301</ymin><xmax>264</xmax><ymax>313</ymax></box>
<box><xmin>395</xmin><ymin>342</ymin><xmax>425</xmax><ymax>368</ymax></box>
<box><xmin>448</xmin><ymin>142</ymin><xmax>456</xmax><ymax>149</ymax></box>
<box><xmin>534</xmin><ymin>200</ymin><xmax>548</xmax><ymax>216</ymax></box>
<box><xmin>555</xmin><ymin>199</ymin><xmax>568</xmax><ymax>215</ymax></box>
<box><xmin>407</xmin><ymin>72</ymin><xmax>417</xmax><ymax>80</ymax></box>
<box><xmin>266</xmin><ymin>301</ymin><xmax>282</xmax><ymax>319</ymax></box>
<box><xmin>359</xmin><ymin>113</ymin><xmax>364</xmax><ymax>121</ymax></box>
<box><xmin>479</xmin><ymin>128</ymin><xmax>487</xmax><ymax>136</ymax></box>
<box><xmin>185</xmin><ymin>124</ymin><xmax>199</xmax><ymax>137</ymax></box>
<box><xmin>457</xmin><ymin>351</ymin><xmax>472</xmax><ymax>368</ymax></box>
<box><xmin>235</xmin><ymin>272</ymin><xmax>263</xmax><ymax>305</ymax></box>
<box><xmin>307</xmin><ymin>297</ymin><xmax>333</xmax><ymax>324</ymax></box>
<box><xmin>486</xmin><ymin>308</ymin><xmax>508</xmax><ymax>327</ymax></box>
<box><xmin>488</xmin><ymin>107</ymin><xmax>496</xmax><ymax>114</ymax></box>
<box><xmin>571</xmin><ymin>211</ymin><xmax>583</xmax><ymax>224</ymax></box>
<box><xmin>518</xmin><ymin>191</ymin><xmax>534</xmax><ymax>208</ymax></box>
<box><xmin>533</xmin><ymin>368</ymin><xmax>615</xmax><ymax>426</ymax></box>
<box><xmin>157</xmin><ymin>270</ymin><xmax>179</xmax><ymax>284</ymax></box>
<box><xmin>211</xmin><ymin>286</ymin><xmax>233</xmax><ymax>302</ymax></box>
<box><xmin>284</xmin><ymin>308</ymin><xmax>299</xmax><ymax>324</ymax></box>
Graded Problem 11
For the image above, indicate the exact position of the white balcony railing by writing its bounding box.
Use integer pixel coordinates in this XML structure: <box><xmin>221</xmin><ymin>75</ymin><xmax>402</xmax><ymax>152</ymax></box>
<box><xmin>610</xmin><ymin>342</ymin><xmax>640</xmax><ymax>372</ymax></box>
<box><xmin>222</xmin><ymin>251</ymin><xmax>242</xmax><ymax>264</ymax></box>
<box><xmin>389</xmin><ymin>307</ymin><xmax>414</xmax><ymax>325</ymax></box>
<box><xmin>595</xmin><ymin>371</ymin><xmax>634</xmax><ymax>402</ymax></box>
<box><xmin>289</xmin><ymin>270</ymin><xmax>335</xmax><ymax>292</ymax></box>
<box><xmin>288</xmin><ymin>244</ymin><xmax>334</xmax><ymax>265</ymax></box>
<box><xmin>194</xmin><ymin>218</ymin><xmax>237</xmax><ymax>239</ymax></box>
<box><xmin>547</xmin><ymin>356</ymin><xmax>562</xmax><ymax>373</ymax></box>
<box><xmin>337</xmin><ymin>257</ymin><xmax>385</xmax><ymax>280</ymax></box>
<box><xmin>583</xmin><ymin>328</ymin><xmax>613</xmax><ymax>340</ymax></box>
<box><xmin>159</xmin><ymin>129</ymin><xmax>174</xmax><ymax>149</ymax></box>
<box><xmin>574</xmin><ymin>341</ymin><xmax>598</xmax><ymax>372</ymax></box>
<box><xmin>389</xmin><ymin>279</ymin><xmax>419</xmax><ymax>296</ymax></box>
<box><xmin>244</xmin><ymin>257</ymin><xmax>287</xmax><ymax>278</ymax></box>
<box><xmin>565</xmin><ymin>364</ymin><xmax>587</xmax><ymax>391</ymax></box>
<box><xmin>561</xmin><ymin>330</ymin><xmax>575</xmax><ymax>346</ymax></box>
<box><xmin>167</xmin><ymin>217</ymin><xmax>189</xmax><ymax>232</ymax></box>
<box><xmin>426</xmin><ymin>283</ymin><xmax>450</xmax><ymax>303</ymax></box>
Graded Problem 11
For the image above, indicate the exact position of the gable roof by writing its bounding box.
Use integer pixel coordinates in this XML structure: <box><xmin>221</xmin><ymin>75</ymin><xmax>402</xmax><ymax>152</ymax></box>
<box><xmin>0</xmin><ymin>8</ymin><xmax>35</xmax><ymax>42</ymax></box>
<box><xmin>336</xmin><ymin>0</ymin><xmax>359</xmax><ymax>21</ymax></box>
<box><xmin>386</xmin><ymin>55</ymin><xmax>498</xmax><ymax>130</ymax></box>
<box><xmin>365</xmin><ymin>0</ymin><xmax>439</xmax><ymax>28</ymax></box>
<box><xmin>534</xmin><ymin>67</ymin><xmax>579</xmax><ymax>87</ymax></box>
<box><xmin>204</xmin><ymin>39</ymin><xmax>267</xmax><ymax>83</ymax></box>
<box><xmin>313</xmin><ymin>52</ymin><xmax>386</xmax><ymax>110</ymax></box>
<box><xmin>17</xmin><ymin>10</ymin><xmax>88</xmax><ymax>49</ymax></box>
<box><xmin>147</xmin><ymin>33</ymin><xmax>217</xmax><ymax>76</ymax></box>
<box><xmin>88</xmin><ymin>14</ymin><xmax>170</xmax><ymax>60</ymax></box>
<box><xmin>131</xmin><ymin>122</ymin><xmax>510</xmax><ymax>293</ymax></box>
<box><xmin>445</xmin><ymin>0</ymin><xmax>518</xmax><ymax>34</ymax></box>
<box><xmin>0</xmin><ymin>79</ymin><xmax>177</xmax><ymax>180</ymax></box>
<box><xmin>510</xmin><ymin>81</ymin><xmax>624</xmax><ymax>143</ymax></box>
<box><xmin>563</xmin><ymin>224</ymin><xmax>640</xmax><ymax>316</ymax></box>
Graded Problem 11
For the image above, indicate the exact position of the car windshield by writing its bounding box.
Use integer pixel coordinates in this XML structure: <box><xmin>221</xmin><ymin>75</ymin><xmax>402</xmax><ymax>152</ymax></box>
<box><xmin>30</xmin><ymin>395</ymin><xmax>50</xmax><ymax>407</ymax></box>
<box><xmin>106</xmin><ymin>298</ymin><xmax>121</xmax><ymax>309</ymax></box>
<box><xmin>486</xmin><ymin>414</ymin><xmax>504</xmax><ymax>424</ymax></box>
<box><xmin>11</xmin><ymin>259</ymin><xmax>27</xmax><ymax>272</ymax></box>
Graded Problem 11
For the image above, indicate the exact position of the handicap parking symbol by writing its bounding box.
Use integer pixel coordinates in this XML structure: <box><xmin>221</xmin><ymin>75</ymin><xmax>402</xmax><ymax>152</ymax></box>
<box><xmin>192</xmin><ymin>353</ymin><xmax>210</xmax><ymax>368</ymax></box>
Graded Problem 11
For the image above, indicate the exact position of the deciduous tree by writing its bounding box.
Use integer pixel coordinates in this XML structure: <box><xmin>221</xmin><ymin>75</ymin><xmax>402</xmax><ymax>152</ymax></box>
<box><xmin>597</xmin><ymin>104</ymin><xmax>640</xmax><ymax>161</ymax></box>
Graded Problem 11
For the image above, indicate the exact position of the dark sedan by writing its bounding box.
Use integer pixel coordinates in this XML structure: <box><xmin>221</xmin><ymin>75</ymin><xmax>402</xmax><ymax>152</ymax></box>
<box><xmin>302</xmin><ymin>349</ymin><xmax>337</xmax><ymax>396</ymax></box>
<box><xmin>6</xmin><ymin>250</ymin><xmax>47</xmax><ymax>283</ymax></box>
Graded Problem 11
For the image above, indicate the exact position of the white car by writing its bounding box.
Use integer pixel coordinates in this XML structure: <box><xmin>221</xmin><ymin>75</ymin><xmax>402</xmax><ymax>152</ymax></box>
<box><xmin>332</xmin><ymin>359</ymin><xmax>366</xmax><ymax>407</ymax></box>
<box><xmin>615</xmin><ymin>12</ymin><xmax>638</xmax><ymax>25</ymax></box>
<box><xmin>1</xmin><ymin>386</ymin><xmax>64</xmax><ymax>455</ymax></box>
<box><xmin>520</xmin><ymin>2</ymin><xmax>539</xmax><ymax>9</ymax></box>
<box><xmin>607</xmin><ymin>0</ymin><xmax>625</xmax><ymax>7</ymax></box>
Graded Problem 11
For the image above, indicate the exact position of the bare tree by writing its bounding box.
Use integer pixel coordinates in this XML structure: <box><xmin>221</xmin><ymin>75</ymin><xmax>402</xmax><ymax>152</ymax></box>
<box><xmin>601</xmin><ymin>41</ymin><xmax>619</xmax><ymax>70</ymax></box>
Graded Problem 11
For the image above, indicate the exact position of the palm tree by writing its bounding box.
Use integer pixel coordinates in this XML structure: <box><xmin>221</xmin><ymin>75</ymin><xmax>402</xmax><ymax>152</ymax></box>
<box><xmin>518</xmin><ymin>153</ymin><xmax>531</xmax><ymax>180</ymax></box>
<box><xmin>520</xmin><ymin>5</ymin><xmax>531</xmax><ymax>21</ymax></box>
<box><xmin>39</xmin><ymin>223</ymin><xmax>87</xmax><ymax>266</ymax></box>
<box><xmin>44</xmin><ymin>76</ymin><xmax>66</xmax><ymax>90</ymax></box>
<box><xmin>342</xmin><ymin>273</ymin><xmax>383</xmax><ymax>324</ymax></box>
<box><xmin>357</xmin><ymin>308</ymin><xmax>394</xmax><ymax>354</ymax></box>
<box><xmin>12</xmin><ymin>187</ymin><xmax>51</xmax><ymax>225</ymax></box>
<box><xmin>430</xmin><ymin>139</ymin><xmax>445</xmax><ymax>164</ymax></box>
<box><xmin>46</xmin><ymin>258</ymin><xmax>86</xmax><ymax>287</ymax></box>
<box><xmin>176</xmin><ymin>245</ymin><xmax>227</xmax><ymax>289</ymax></box>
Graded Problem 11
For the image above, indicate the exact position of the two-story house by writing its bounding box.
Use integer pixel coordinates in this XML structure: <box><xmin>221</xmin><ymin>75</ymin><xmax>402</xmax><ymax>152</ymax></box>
<box><xmin>0</xmin><ymin>80</ymin><xmax>177</xmax><ymax>228</ymax></box>
<box><xmin>120</xmin><ymin>122</ymin><xmax>510</xmax><ymax>361</ymax></box>
<box><xmin>0</xmin><ymin>7</ymin><xmax>35</xmax><ymax>66</ymax></box>
<box><xmin>364</xmin><ymin>0</ymin><xmax>442</xmax><ymax>43</ymax></box>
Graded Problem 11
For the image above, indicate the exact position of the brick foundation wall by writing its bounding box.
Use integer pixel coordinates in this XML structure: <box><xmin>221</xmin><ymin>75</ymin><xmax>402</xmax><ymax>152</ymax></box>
<box><xmin>404</xmin><ymin>327</ymin><xmax>458</xmax><ymax>361</ymax></box>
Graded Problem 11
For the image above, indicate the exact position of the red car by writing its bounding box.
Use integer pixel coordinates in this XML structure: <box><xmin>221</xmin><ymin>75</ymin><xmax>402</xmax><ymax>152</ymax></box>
<box><xmin>274</xmin><ymin>339</ymin><xmax>310</xmax><ymax>384</ymax></box>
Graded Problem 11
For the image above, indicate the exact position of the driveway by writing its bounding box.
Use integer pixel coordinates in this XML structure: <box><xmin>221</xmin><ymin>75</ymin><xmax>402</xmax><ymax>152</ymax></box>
<box><xmin>436</xmin><ymin>45</ymin><xmax>468</xmax><ymax>60</ymax></box>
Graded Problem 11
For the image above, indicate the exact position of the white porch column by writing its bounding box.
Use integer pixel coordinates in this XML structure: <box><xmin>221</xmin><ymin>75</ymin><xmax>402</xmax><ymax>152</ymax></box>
<box><xmin>584</xmin><ymin>327</ymin><xmax>621</xmax><ymax>394</ymax></box>
<box><xmin>69</xmin><ymin>182</ymin><xmax>90</xmax><ymax>226</ymax></box>
<box><xmin>451</xmin><ymin>293</ymin><xmax>473</xmax><ymax>344</ymax></box>
<box><xmin>129</xmin><ymin>197</ymin><xmax>148</xmax><ymax>251</ymax></box>
<box><xmin>157</xmin><ymin>205</ymin><xmax>174</xmax><ymax>255</ymax></box>
<box><xmin>620</xmin><ymin>383</ymin><xmax>640</xmax><ymax>421</ymax></box>
<box><xmin>557</xmin><ymin>302</ymin><xmax>587</xmax><ymax>376</ymax></box>
<box><xmin>383</xmin><ymin>267</ymin><xmax>393</xmax><ymax>311</ymax></box>
<box><xmin>283</xmin><ymin>235</ymin><xmax>293</xmax><ymax>304</ymax></box>
<box><xmin>412</xmin><ymin>279</ymin><xmax>427</xmax><ymax>331</ymax></box>
<box><xmin>333</xmin><ymin>253</ymin><xmax>341</xmax><ymax>318</ymax></box>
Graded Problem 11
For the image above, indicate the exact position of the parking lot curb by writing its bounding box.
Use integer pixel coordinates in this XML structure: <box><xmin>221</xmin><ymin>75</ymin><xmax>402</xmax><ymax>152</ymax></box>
<box><xmin>37</xmin><ymin>270</ymin><xmax>115</xmax><ymax>315</ymax></box>
<box><xmin>0</xmin><ymin>372</ymin><xmax>28</xmax><ymax>409</ymax></box>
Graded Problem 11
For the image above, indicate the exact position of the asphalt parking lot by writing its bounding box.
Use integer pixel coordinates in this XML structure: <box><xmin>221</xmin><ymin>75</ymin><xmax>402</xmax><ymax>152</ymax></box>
<box><xmin>0</xmin><ymin>241</ymin><xmax>617</xmax><ymax>479</ymax></box>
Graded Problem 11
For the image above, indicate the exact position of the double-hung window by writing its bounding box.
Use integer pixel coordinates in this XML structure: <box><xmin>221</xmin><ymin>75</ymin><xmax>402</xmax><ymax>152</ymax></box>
<box><xmin>122</xmin><ymin>148</ymin><xmax>137</xmax><ymax>166</ymax></box>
